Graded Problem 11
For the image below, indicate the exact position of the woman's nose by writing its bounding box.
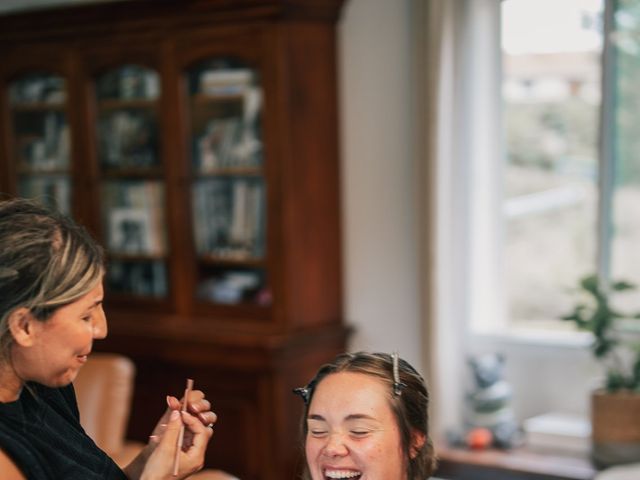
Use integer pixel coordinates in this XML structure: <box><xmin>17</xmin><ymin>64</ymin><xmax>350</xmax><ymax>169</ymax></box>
<box><xmin>322</xmin><ymin>433</ymin><xmax>349</xmax><ymax>457</ymax></box>
<box><xmin>92</xmin><ymin>308</ymin><xmax>108</xmax><ymax>339</ymax></box>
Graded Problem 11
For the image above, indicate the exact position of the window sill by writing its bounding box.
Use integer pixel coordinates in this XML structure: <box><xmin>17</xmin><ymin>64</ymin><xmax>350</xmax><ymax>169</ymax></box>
<box><xmin>470</xmin><ymin>325</ymin><xmax>593</xmax><ymax>349</ymax></box>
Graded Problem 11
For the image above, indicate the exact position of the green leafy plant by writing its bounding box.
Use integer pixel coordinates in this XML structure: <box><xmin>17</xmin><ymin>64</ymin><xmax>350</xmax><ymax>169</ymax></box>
<box><xmin>562</xmin><ymin>274</ymin><xmax>640</xmax><ymax>392</ymax></box>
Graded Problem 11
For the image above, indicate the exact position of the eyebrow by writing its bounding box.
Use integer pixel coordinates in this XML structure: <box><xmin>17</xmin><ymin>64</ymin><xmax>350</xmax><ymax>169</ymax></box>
<box><xmin>308</xmin><ymin>413</ymin><xmax>377</xmax><ymax>422</ymax></box>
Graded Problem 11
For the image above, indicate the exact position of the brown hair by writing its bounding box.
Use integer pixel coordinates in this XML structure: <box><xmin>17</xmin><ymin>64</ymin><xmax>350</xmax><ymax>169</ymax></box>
<box><xmin>296</xmin><ymin>351</ymin><xmax>437</xmax><ymax>480</ymax></box>
<box><xmin>0</xmin><ymin>198</ymin><xmax>104</xmax><ymax>361</ymax></box>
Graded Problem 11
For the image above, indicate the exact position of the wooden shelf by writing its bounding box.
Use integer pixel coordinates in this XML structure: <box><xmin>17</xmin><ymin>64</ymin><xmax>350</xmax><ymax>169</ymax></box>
<box><xmin>435</xmin><ymin>443</ymin><xmax>598</xmax><ymax>480</ymax></box>
<box><xmin>0</xmin><ymin>2</ymin><xmax>347</xmax><ymax>479</ymax></box>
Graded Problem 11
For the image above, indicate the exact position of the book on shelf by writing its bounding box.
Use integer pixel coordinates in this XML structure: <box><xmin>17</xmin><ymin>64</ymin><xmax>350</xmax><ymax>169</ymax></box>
<box><xmin>199</xmin><ymin>68</ymin><xmax>253</xmax><ymax>96</ymax></box>
<box><xmin>192</xmin><ymin>178</ymin><xmax>265</xmax><ymax>259</ymax></box>
<box><xmin>103</xmin><ymin>181</ymin><xmax>167</xmax><ymax>256</ymax></box>
<box><xmin>10</xmin><ymin>75</ymin><xmax>66</xmax><ymax>105</ymax></box>
<box><xmin>196</xmin><ymin>269</ymin><xmax>262</xmax><ymax>304</ymax></box>
<box><xmin>97</xmin><ymin>65</ymin><xmax>160</xmax><ymax>101</ymax></box>
<box><xmin>98</xmin><ymin>109</ymin><xmax>158</xmax><ymax>169</ymax></box>
<box><xmin>18</xmin><ymin>176</ymin><xmax>71</xmax><ymax>215</ymax></box>
<box><xmin>19</xmin><ymin>112</ymin><xmax>70</xmax><ymax>171</ymax></box>
<box><xmin>107</xmin><ymin>260</ymin><xmax>167</xmax><ymax>297</ymax></box>
<box><xmin>523</xmin><ymin>412</ymin><xmax>591</xmax><ymax>454</ymax></box>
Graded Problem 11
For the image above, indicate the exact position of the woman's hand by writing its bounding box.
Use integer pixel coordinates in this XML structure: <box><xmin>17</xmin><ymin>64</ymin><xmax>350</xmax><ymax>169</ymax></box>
<box><xmin>123</xmin><ymin>389</ymin><xmax>217</xmax><ymax>480</ymax></box>
<box><xmin>149</xmin><ymin>389</ymin><xmax>217</xmax><ymax>450</ymax></box>
<box><xmin>140</xmin><ymin>409</ymin><xmax>213</xmax><ymax>480</ymax></box>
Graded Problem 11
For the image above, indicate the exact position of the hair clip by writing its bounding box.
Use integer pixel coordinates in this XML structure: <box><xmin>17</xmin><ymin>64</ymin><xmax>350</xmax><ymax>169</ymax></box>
<box><xmin>392</xmin><ymin>352</ymin><xmax>407</xmax><ymax>397</ymax></box>
<box><xmin>293</xmin><ymin>386</ymin><xmax>311</xmax><ymax>405</ymax></box>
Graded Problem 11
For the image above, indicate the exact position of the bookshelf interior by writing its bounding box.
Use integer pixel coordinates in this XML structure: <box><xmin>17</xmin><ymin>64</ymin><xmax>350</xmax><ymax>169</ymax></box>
<box><xmin>0</xmin><ymin>1</ymin><xmax>348</xmax><ymax>479</ymax></box>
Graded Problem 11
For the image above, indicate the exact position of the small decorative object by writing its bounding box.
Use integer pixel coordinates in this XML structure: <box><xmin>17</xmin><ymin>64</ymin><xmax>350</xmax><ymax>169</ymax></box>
<box><xmin>562</xmin><ymin>274</ymin><xmax>640</xmax><ymax>467</ymax></box>
<box><xmin>448</xmin><ymin>353</ymin><xmax>522</xmax><ymax>450</ymax></box>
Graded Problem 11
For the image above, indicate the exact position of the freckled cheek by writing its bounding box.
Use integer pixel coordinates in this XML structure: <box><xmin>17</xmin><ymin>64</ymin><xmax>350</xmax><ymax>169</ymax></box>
<box><xmin>360</xmin><ymin>441</ymin><xmax>394</xmax><ymax>469</ymax></box>
<box><xmin>306</xmin><ymin>439</ymin><xmax>323</xmax><ymax>460</ymax></box>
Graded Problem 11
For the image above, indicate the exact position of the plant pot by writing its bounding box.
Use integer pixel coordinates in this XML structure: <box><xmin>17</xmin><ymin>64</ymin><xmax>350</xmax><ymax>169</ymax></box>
<box><xmin>591</xmin><ymin>389</ymin><xmax>640</xmax><ymax>468</ymax></box>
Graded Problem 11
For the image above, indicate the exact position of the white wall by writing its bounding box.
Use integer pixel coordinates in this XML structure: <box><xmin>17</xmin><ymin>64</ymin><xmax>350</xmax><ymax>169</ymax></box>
<box><xmin>338</xmin><ymin>0</ymin><xmax>598</xmax><ymax>428</ymax></box>
<box><xmin>338</xmin><ymin>0</ymin><xmax>423</xmax><ymax>369</ymax></box>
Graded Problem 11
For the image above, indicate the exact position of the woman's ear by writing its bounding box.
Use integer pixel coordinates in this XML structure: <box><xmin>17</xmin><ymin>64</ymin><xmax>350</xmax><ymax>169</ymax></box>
<box><xmin>7</xmin><ymin>308</ymin><xmax>37</xmax><ymax>347</ymax></box>
<box><xmin>410</xmin><ymin>430</ymin><xmax>427</xmax><ymax>459</ymax></box>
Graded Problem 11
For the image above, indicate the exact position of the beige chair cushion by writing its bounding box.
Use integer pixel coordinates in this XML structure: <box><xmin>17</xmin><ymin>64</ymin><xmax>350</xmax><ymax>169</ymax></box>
<box><xmin>74</xmin><ymin>353</ymin><xmax>140</xmax><ymax>457</ymax></box>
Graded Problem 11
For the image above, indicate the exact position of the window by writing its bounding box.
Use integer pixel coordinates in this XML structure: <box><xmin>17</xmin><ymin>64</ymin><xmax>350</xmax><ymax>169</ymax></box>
<box><xmin>501</xmin><ymin>0</ymin><xmax>602</xmax><ymax>328</ymax></box>
<box><xmin>468</xmin><ymin>0</ymin><xmax>640</xmax><ymax>334</ymax></box>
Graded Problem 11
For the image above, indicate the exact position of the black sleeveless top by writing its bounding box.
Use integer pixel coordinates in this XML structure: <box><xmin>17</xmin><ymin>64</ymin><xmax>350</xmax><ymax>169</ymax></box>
<box><xmin>0</xmin><ymin>382</ymin><xmax>128</xmax><ymax>479</ymax></box>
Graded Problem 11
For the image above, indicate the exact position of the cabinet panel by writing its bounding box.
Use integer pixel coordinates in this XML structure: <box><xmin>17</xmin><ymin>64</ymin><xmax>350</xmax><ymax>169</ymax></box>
<box><xmin>8</xmin><ymin>72</ymin><xmax>72</xmax><ymax>214</ymax></box>
<box><xmin>0</xmin><ymin>2</ymin><xmax>347</xmax><ymax>479</ymax></box>
<box><xmin>95</xmin><ymin>65</ymin><xmax>170</xmax><ymax>300</ymax></box>
<box><xmin>187</xmin><ymin>58</ymin><xmax>269</xmax><ymax>309</ymax></box>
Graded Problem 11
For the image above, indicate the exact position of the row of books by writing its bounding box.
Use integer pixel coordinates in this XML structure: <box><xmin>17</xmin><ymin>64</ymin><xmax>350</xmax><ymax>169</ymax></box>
<box><xmin>107</xmin><ymin>260</ymin><xmax>168</xmax><ymax>298</ymax></box>
<box><xmin>197</xmin><ymin>68</ymin><xmax>254</xmax><ymax>96</ymax></box>
<box><xmin>194</xmin><ymin>117</ymin><xmax>262</xmax><ymax>171</ymax></box>
<box><xmin>10</xmin><ymin>75</ymin><xmax>66</xmax><ymax>105</ymax></box>
<box><xmin>98</xmin><ymin>109</ymin><xmax>159</xmax><ymax>169</ymax></box>
<box><xmin>17</xmin><ymin>111</ymin><xmax>70</xmax><ymax>171</ymax></box>
<box><xmin>192</xmin><ymin>178</ymin><xmax>265</xmax><ymax>259</ymax></box>
<box><xmin>196</xmin><ymin>270</ymin><xmax>263</xmax><ymax>304</ymax></box>
<box><xmin>102</xmin><ymin>181</ymin><xmax>167</xmax><ymax>256</ymax></box>
<box><xmin>193</xmin><ymin>86</ymin><xmax>263</xmax><ymax>172</ymax></box>
<box><xmin>18</xmin><ymin>176</ymin><xmax>71</xmax><ymax>216</ymax></box>
<box><xmin>97</xmin><ymin>65</ymin><xmax>160</xmax><ymax>101</ymax></box>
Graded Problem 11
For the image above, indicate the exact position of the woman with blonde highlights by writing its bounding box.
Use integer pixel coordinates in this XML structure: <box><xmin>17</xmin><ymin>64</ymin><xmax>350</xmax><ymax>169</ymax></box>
<box><xmin>0</xmin><ymin>198</ymin><xmax>216</xmax><ymax>480</ymax></box>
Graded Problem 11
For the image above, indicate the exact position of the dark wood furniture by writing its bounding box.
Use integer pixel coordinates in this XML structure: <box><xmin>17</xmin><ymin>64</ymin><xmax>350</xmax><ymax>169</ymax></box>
<box><xmin>436</xmin><ymin>443</ymin><xmax>598</xmax><ymax>480</ymax></box>
<box><xmin>0</xmin><ymin>2</ymin><xmax>349</xmax><ymax>479</ymax></box>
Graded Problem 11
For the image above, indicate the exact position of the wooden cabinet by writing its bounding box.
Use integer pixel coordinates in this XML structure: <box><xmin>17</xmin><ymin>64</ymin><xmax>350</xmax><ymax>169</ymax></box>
<box><xmin>0</xmin><ymin>2</ymin><xmax>348</xmax><ymax>479</ymax></box>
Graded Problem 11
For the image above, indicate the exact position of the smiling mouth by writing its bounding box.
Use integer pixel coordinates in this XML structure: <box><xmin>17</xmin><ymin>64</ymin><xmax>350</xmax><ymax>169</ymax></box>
<box><xmin>324</xmin><ymin>469</ymin><xmax>362</xmax><ymax>479</ymax></box>
<box><xmin>77</xmin><ymin>353</ymin><xmax>90</xmax><ymax>363</ymax></box>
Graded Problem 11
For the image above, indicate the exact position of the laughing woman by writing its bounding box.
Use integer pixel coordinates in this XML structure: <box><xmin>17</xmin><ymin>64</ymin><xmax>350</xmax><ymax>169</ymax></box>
<box><xmin>0</xmin><ymin>198</ymin><xmax>215</xmax><ymax>480</ymax></box>
<box><xmin>295</xmin><ymin>352</ymin><xmax>438</xmax><ymax>480</ymax></box>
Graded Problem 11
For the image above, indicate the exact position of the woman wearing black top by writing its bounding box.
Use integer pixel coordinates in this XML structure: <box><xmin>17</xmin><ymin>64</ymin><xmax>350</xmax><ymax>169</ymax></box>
<box><xmin>0</xmin><ymin>198</ymin><xmax>216</xmax><ymax>480</ymax></box>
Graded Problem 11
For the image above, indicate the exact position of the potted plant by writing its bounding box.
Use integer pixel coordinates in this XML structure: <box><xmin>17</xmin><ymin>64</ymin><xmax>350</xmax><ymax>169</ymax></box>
<box><xmin>562</xmin><ymin>274</ymin><xmax>640</xmax><ymax>467</ymax></box>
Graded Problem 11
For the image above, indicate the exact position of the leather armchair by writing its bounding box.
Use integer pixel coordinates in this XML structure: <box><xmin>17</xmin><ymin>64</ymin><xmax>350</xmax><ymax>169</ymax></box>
<box><xmin>74</xmin><ymin>352</ymin><xmax>238</xmax><ymax>480</ymax></box>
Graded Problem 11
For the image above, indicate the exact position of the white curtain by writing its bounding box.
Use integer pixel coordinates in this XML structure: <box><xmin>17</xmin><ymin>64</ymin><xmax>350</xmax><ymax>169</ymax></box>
<box><xmin>415</xmin><ymin>0</ymin><xmax>503</xmax><ymax>437</ymax></box>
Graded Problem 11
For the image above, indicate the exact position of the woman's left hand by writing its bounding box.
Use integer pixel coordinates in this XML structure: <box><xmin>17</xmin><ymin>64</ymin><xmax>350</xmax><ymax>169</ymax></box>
<box><xmin>149</xmin><ymin>389</ymin><xmax>217</xmax><ymax>450</ymax></box>
<box><xmin>124</xmin><ymin>389</ymin><xmax>217</xmax><ymax>479</ymax></box>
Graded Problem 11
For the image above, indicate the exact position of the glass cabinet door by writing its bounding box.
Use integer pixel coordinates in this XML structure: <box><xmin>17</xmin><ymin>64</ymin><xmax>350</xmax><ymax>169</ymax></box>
<box><xmin>9</xmin><ymin>73</ymin><xmax>71</xmax><ymax>215</ymax></box>
<box><xmin>187</xmin><ymin>58</ymin><xmax>270</xmax><ymax>306</ymax></box>
<box><xmin>95</xmin><ymin>65</ymin><xmax>168</xmax><ymax>298</ymax></box>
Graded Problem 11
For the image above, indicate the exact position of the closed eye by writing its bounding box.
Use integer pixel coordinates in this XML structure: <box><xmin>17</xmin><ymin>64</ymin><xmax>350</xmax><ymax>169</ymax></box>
<box><xmin>310</xmin><ymin>430</ymin><xmax>329</xmax><ymax>438</ymax></box>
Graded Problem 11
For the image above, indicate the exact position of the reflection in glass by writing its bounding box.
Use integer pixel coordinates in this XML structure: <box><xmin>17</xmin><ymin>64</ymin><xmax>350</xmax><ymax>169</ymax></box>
<box><xmin>501</xmin><ymin>0</ymin><xmax>603</xmax><ymax>324</ymax></box>
<box><xmin>18</xmin><ymin>176</ymin><xmax>71</xmax><ymax>216</ymax></box>
<box><xmin>102</xmin><ymin>180</ymin><xmax>167</xmax><ymax>256</ymax></box>
<box><xmin>187</xmin><ymin>58</ymin><xmax>268</xmax><ymax>306</ymax></box>
<box><xmin>10</xmin><ymin>73</ymin><xmax>72</xmax><ymax>214</ymax></box>
<box><xmin>611</xmin><ymin>0</ymin><xmax>640</xmax><ymax>312</ymax></box>
<box><xmin>107</xmin><ymin>259</ymin><xmax>167</xmax><ymax>298</ymax></box>
<box><xmin>196</xmin><ymin>266</ymin><xmax>271</xmax><ymax>306</ymax></box>
<box><xmin>96</xmin><ymin>64</ymin><xmax>160</xmax><ymax>101</ymax></box>
<box><xmin>94</xmin><ymin>65</ymin><xmax>168</xmax><ymax>300</ymax></box>
<box><xmin>96</xmin><ymin>65</ymin><xmax>161</xmax><ymax>170</ymax></box>
<box><xmin>98</xmin><ymin>108</ymin><xmax>158</xmax><ymax>169</ymax></box>
<box><xmin>192</xmin><ymin>177</ymin><xmax>265</xmax><ymax>260</ymax></box>
<box><xmin>189</xmin><ymin>59</ymin><xmax>263</xmax><ymax>172</ymax></box>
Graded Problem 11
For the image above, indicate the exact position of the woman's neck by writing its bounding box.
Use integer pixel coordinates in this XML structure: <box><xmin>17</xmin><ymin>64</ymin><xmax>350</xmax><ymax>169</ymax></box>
<box><xmin>0</xmin><ymin>362</ymin><xmax>23</xmax><ymax>402</ymax></box>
